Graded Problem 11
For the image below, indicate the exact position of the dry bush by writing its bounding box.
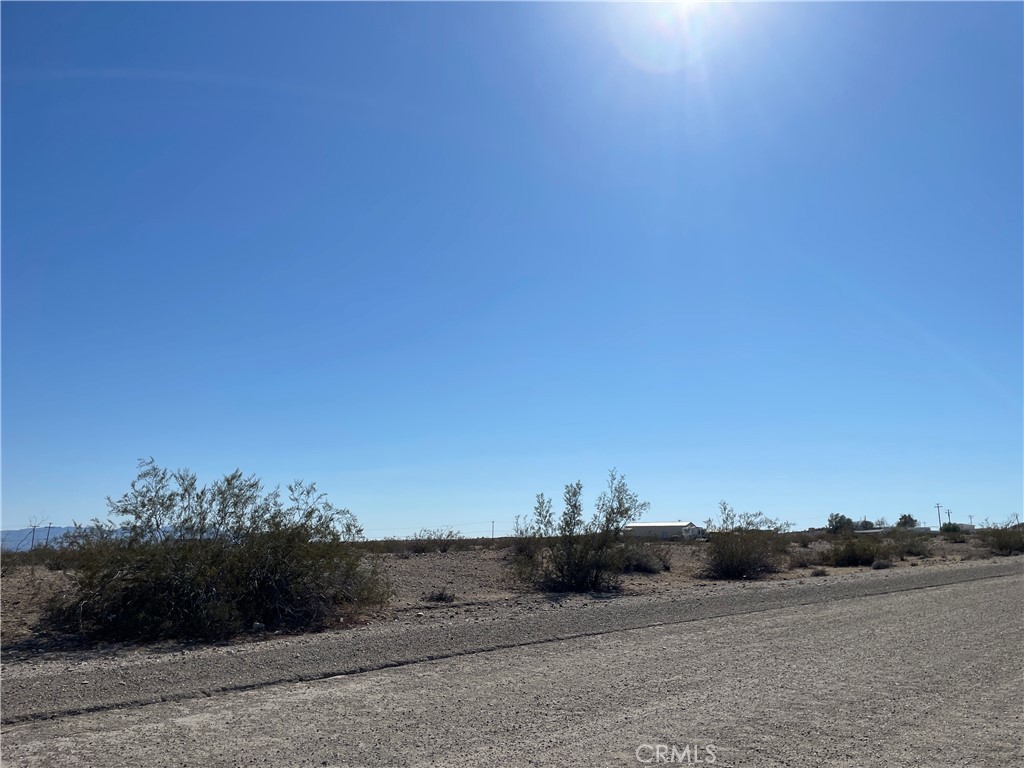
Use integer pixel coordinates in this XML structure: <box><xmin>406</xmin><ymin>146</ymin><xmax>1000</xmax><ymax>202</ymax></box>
<box><xmin>787</xmin><ymin>547</ymin><xmax>821</xmax><ymax>570</ymax></box>
<box><xmin>514</xmin><ymin>470</ymin><xmax>650</xmax><ymax>592</ymax></box>
<box><xmin>621</xmin><ymin>541</ymin><xmax>672</xmax><ymax>574</ymax></box>
<box><xmin>886</xmin><ymin>530</ymin><xmax>931</xmax><ymax>560</ymax></box>
<box><xmin>979</xmin><ymin>523</ymin><xmax>1024</xmax><ymax>556</ymax></box>
<box><xmin>49</xmin><ymin>460</ymin><xmax>391</xmax><ymax>642</ymax></box>
<box><xmin>408</xmin><ymin>528</ymin><xmax>463</xmax><ymax>554</ymax></box>
<box><xmin>824</xmin><ymin>535</ymin><xmax>884</xmax><ymax>567</ymax></box>
<box><xmin>702</xmin><ymin>502</ymin><xmax>790</xmax><ymax>580</ymax></box>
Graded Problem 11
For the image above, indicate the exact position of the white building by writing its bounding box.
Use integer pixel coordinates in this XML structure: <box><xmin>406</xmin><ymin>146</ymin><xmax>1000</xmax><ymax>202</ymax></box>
<box><xmin>622</xmin><ymin>521</ymin><xmax>706</xmax><ymax>541</ymax></box>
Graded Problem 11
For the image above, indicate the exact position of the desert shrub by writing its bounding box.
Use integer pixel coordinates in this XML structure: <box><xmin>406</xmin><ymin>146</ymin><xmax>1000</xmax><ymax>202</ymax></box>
<box><xmin>510</xmin><ymin>531</ymin><xmax>545</xmax><ymax>561</ymax></box>
<box><xmin>871</xmin><ymin>559</ymin><xmax>893</xmax><ymax>570</ymax></box>
<box><xmin>650</xmin><ymin>543</ymin><xmax>673</xmax><ymax>572</ymax></box>
<box><xmin>1</xmin><ymin>545</ymin><xmax>85</xmax><ymax>584</ymax></box>
<box><xmin>792</xmin><ymin>532</ymin><xmax>813</xmax><ymax>548</ymax></box>
<box><xmin>377</xmin><ymin>537</ymin><xmax>414</xmax><ymax>559</ymax></box>
<box><xmin>35</xmin><ymin>545</ymin><xmax>82</xmax><ymax>572</ymax></box>
<box><xmin>810</xmin><ymin>567</ymin><xmax>828</xmax><ymax>577</ymax></box>
<box><xmin>514</xmin><ymin>469</ymin><xmax>650</xmax><ymax>592</ymax></box>
<box><xmin>702</xmin><ymin>502</ymin><xmax>790</xmax><ymax>580</ymax></box>
<box><xmin>510</xmin><ymin>493</ymin><xmax>556</xmax><ymax>582</ymax></box>
<box><xmin>408</xmin><ymin>528</ymin><xmax>462</xmax><ymax>554</ymax></box>
<box><xmin>980</xmin><ymin>523</ymin><xmax>1024</xmax><ymax>556</ymax></box>
<box><xmin>1</xmin><ymin>550</ymin><xmax>23</xmax><ymax>576</ymax></box>
<box><xmin>896</xmin><ymin>514</ymin><xmax>918</xmax><ymax>528</ymax></box>
<box><xmin>886</xmin><ymin>530</ymin><xmax>931</xmax><ymax>559</ymax></box>
<box><xmin>827</xmin><ymin>513</ymin><xmax>855</xmax><ymax>534</ymax></box>
<box><xmin>621</xmin><ymin>541</ymin><xmax>672</xmax><ymax>574</ymax></box>
<box><xmin>825</xmin><ymin>535</ymin><xmax>884</xmax><ymax>567</ymax></box>
<box><xmin>544</xmin><ymin>481</ymin><xmax>617</xmax><ymax>592</ymax></box>
<box><xmin>0</xmin><ymin>548</ymin><xmax>48</xmax><ymax>572</ymax></box>
<box><xmin>49</xmin><ymin>459</ymin><xmax>390</xmax><ymax>641</ymax></box>
<box><xmin>787</xmin><ymin>547</ymin><xmax>821</xmax><ymax>570</ymax></box>
<box><xmin>787</xmin><ymin>530</ymin><xmax>830</xmax><ymax>548</ymax></box>
<box><xmin>940</xmin><ymin>523</ymin><xmax>967</xmax><ymax>543</ymax></box>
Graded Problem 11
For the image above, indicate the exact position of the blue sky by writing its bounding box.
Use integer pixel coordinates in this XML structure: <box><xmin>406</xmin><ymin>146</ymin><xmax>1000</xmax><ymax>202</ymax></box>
<box><xmin>3</xmin><ymin>2</ymin><xmax>1021</xmax><ymax>536</ymax></box>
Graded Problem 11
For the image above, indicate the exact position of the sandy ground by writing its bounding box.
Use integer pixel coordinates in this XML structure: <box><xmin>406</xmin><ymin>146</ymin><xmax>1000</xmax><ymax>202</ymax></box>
<box><xmin>1</xmin><ymin>556</ymin><xmax>1021</xmax><ymax>766</ymax></box>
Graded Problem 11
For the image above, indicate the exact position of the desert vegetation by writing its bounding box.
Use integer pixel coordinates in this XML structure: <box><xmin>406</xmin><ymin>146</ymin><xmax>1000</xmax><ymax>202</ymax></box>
<box><xmin>5</xmin><ymin>460</ymin><xmax>1022</xmax><ymax>649</ymax></box>
<box><xmin>824</xmin><ymin>534</ymin><xmax>887</xmax><ymax>567</ymax></box>
<box><xmin>702</xmin><ymin>502</ymin><xmax>791</xmax><ymax>579</ymax></box>
<box><xmin>42</xmin><ymin>459</ymin><xmax>391</xmax><ymax>641</ymax></box>
<box><xmin>979</xmin><ymin>521</ymin><xmax>1024</xmax><ymax>556</ymax></box>
<box><xmin>512</xmin><ymin>469</ymin><xmax>652</xmax><ymax>591</ymax></box>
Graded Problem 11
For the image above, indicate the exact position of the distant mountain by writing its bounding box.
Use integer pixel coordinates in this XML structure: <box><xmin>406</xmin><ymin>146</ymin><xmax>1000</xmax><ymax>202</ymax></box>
<box><xmin>1</xmin><ymin>526</ymin><xmax>78</xmax><ymax>552</ymax></box>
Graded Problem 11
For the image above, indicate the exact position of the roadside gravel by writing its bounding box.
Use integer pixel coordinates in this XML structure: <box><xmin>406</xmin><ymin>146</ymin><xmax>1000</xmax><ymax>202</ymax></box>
<box><xmin>2</xmin><ymin>560</ymin><xmax>1020</xmax><ymax>767</ymax></box>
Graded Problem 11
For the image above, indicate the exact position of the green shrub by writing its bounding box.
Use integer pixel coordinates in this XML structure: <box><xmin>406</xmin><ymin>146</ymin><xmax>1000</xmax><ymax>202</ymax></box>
<box><xmin>980</xmin><ymin>523</ymin><xmax>1024</xmax><ymax>556</ymax></box>
<box><xmin>827</xmin><ymin>513</ymin><xmax>855</xmax><ymax>534</ymax></box>
<box><xmin>514</xmin><ymin>469</ymin><xmax>650</xmax><ymax>592</ymax></box>
<box><xmin>49</xmin><ymin>459</ymin><xmax>391</xmax><ymax>641</ymax></box>
<box><xmin>510</xmin><ymin>494</ymin><xmax>555</xmax><ymax>583</ymax></box>
<box><xmin>702</xmin><ymin>502</ymin><xmax>790</xmax><ymax>580</ymax></box>
<box><xmin>886</xmin><ymin>530</ymin><xmax>931</xmax><ymax>559</ymax></box>
<box><xmin>408</xmin><ymin>528</ymin><xmax>463</xmax><ymax>554</ymax></box>
<box><xmin>825</xmin><ymin>535</ymin><xmax>884</xmax><ymax>567</ymax></box>
<box><xmin>939</xmin><ymin>523</ymin><xmax>966</xmax><ymax>543</ymax></box>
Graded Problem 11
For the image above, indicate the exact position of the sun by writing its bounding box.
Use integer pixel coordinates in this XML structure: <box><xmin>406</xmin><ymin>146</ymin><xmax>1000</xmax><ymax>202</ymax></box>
<box><xmin>606</xmin><ymin>1</ymin><xmax>721</xmax><ymax>76</ymax></box>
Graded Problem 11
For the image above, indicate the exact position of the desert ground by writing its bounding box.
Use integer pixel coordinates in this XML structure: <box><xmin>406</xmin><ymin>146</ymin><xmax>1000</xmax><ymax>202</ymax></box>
<box><xmin>1</xmin><ymin>544</ymin><xmax>1021</xmax><ymax>766</ymax></box>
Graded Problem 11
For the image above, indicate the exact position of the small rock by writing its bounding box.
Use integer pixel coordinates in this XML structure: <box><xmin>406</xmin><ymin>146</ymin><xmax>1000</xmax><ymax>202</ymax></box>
<box><xmin>252</xmin><ymin>622</ymin><xmax>266</xmax><ymax>632</ymax></box>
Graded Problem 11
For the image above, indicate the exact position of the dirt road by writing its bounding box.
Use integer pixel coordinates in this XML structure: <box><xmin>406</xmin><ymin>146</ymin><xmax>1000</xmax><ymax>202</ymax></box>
<box><xmin>2</xmin><ymin>560</ymin><xmax>1021</xmax><ymax>766</ymax></box>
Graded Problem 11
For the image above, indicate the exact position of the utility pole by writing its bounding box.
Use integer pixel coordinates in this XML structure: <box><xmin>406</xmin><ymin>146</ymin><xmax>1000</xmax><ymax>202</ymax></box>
<box><xmin>935</xmin><ymin>503</ymin><xmax>942</xmax><ymax>530</ymax></box>
<box><xmin>946</xmin><ymin>509</ymin><xmax>952</xmax><ymax>525</ymax></box>
<box><xmin>968</xmin><ymin>515</ymin><xmax>973</xmax><ymax>526</ymax></box>
<box><xmin>44</xmin><ymin>524</ymin><xmax>52</xmax><ymax>546</ymax></box>
<box><xmin>29</xmin><ymin>524</ymin><xmax>38</xmax><ymax>551</ymax></box>
<box><xmin>491</xmin><ymin>521</ymin><xmax>494</xmax><ymax>539</ymax></box>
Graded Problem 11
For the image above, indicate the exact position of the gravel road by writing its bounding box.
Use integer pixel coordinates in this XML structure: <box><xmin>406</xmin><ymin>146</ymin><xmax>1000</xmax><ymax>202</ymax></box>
<box><xmin>2</xmin><ymin>559</ymin><xmax>1021</xmax><ymax>766</ymax></box>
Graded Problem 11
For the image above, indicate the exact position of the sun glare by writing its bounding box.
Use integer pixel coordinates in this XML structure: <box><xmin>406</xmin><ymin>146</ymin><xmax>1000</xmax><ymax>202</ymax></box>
<box><xmin>607</xmin><ymin>1</ymin><xmax>722</xmax><ymax>76</ymax></box>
